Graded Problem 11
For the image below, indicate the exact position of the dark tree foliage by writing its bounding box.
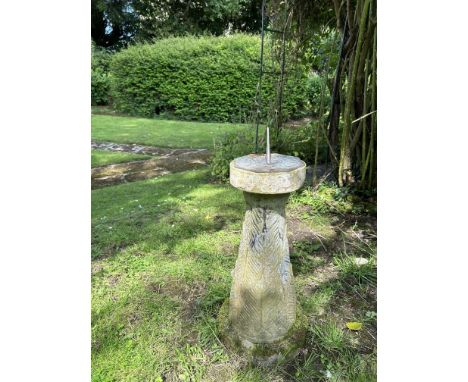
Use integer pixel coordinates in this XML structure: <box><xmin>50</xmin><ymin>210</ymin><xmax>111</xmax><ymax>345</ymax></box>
<box><xmin>134</xmin><ymin>0</ymin><xmax>240</xmax><ymax>40</ymax></box>
<box><xmin>92</xmin><ymin>0</ymin><xmax>263</xmax><ymax>49</ymax></box>
<box><xmin>231</xmin><ymin>0</ymin><xmax>263</xmax><ymax>33</ymax></box>
<box><xmin>91</xmin><ymin>0</ymin><xmax>139</xmax><ymax>49</ymax></box>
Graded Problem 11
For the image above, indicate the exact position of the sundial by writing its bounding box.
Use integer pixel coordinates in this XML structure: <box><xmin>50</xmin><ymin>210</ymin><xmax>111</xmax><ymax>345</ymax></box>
<box><xmin>219</xmin><ymin>141</ymin><xmax>307</xmax><ymax>365</ymax></box>
<box><xmin>233</xmin><ymin>153</ymin><xmax>304</xmax><ymax>173</ymax></box>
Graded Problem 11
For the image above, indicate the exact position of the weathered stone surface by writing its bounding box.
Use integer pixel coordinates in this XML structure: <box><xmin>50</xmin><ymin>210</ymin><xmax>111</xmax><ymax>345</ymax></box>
<box><xmin>226</xmin><ymin>153</ymin><xmax>306</xmax><ymax>350</ymax></box>
<box><xmin>229</xmin><ymin>192</ymin><xmax>296</xmax><ymax>343</ymax></box>
<box><xmin>91</xmin><ymin>140</ymin><xmax>209</xmax><ymax>158</ymax></box>
<box><xmin>218</xmin><ymin>300</ymin><xmax>307</xmax><ymax>366</ymax></box>
<box><xmin>230</xmin><ymin>154</ymin><xmax>306</xmax><ymax>194</ymax></box>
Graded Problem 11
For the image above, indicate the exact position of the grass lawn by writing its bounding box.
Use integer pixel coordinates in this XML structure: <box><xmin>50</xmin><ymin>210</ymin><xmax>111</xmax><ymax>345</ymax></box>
<box><xmin>91</xmin><ymin>149</ymin><xmax>153</xmax><ymax>168</ymax></box>
<box><xmin>92</xmin><ymin>168</ymin><xmax>377</xmax><ymax>381</ymax></box>
<box><xmin>91</xmin><ymin>114</ymin><xmax>250</xmax><ymax>149</ymax></box>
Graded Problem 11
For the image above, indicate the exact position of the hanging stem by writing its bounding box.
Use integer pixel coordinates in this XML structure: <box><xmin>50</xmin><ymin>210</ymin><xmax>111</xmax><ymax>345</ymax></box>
<box><xmin>327</xmin><ymin>17</ymin><xmax>348</xmax><ymax>167</ymax></box>
<box><xmin>313</xmin><ymin>72</ymin><xmax>327</xmax><ymax>186</ymax></box>
<box><xmin>314</xmin><ymin>35</ymin><xmax>334</xmax><ymax>186</ymax></box>
<box><xmin>361</xmin><ymin>57</ymin><xmax>369</xmax><ymax>175</ymax></box>
<box><xmin>359</xmin><ymin>60</ymin><xmax>371</xmax><ymax>186</ymax></box>
<box><xmin>274</xmin><ymin>7</ymin><xmax>293</xmax><ymax>142</ymax></box>
<box><xmin>255</xmin><ymin>0</ymin><xmax>267</xmax><ymax>154</ymax></box>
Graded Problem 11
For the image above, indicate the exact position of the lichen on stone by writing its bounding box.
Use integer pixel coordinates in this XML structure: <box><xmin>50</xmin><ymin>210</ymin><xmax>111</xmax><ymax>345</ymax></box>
<box><xmin>218</xmin><ymin>300</ymin><xmax>307</xmax><ymax>366</ymax></box>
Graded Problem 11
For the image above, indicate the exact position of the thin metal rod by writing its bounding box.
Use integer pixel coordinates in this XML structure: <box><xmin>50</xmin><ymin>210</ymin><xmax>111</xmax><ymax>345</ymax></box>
<box><xmin>266</xmin><ymin>126</ymin><xmax>271</xmax><ymax>164</ymax></box>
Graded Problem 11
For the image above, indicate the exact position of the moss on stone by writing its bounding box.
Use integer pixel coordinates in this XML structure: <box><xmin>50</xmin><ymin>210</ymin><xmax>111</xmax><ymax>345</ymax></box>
<box><xmin>217</xmin><ymin>300</ymin><xmax>307</xmax><ymax>366</ymax></box>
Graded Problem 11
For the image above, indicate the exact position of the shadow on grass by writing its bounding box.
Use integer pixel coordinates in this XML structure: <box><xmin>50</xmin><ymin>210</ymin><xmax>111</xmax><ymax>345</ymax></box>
<box><xmin>92</xmin><ymin>169</ymin><xmax>377</xmax><ymax>381</ymax></box>
<box><xmin>92</xmin><ymin>169</ymin><xmax>243</xmax><ymax>260</ymax></box>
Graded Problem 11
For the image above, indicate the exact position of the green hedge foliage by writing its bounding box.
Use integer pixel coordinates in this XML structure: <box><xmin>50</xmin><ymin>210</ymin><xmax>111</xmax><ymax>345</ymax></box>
<box><xmin>91</xmin><ymin>70</ymin><xmax>111</xmax><ymax>105</ymax></box>
<box><xmin>110</xmin><ymin>34</ymin><xmax>308</xmax><ymax>122</ymax></box>
<box><xmin>91</xmin><ymin>44</ymin><xmax>112</xmax><ymax>105</ymax></box>
<box><xmin>210</xmin><ymin>129</ymin><xmax>260</xmax><ymax>181</ymax></box>
<box><xmin>306</xmin><ymin>73</ymin><xmax>331</xmax><ymax>116</ymax></box>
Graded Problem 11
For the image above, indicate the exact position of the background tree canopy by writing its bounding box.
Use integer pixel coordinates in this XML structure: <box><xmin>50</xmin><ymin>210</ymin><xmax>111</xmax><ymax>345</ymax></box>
<box><xmin>268</xmin><ymin>0</ymin><xmax>377</xmax><ymax>188</ymax></box>
<box><xmin>92</xmin><ymin>0</ymin><xmax>377</xmax><ymax>190</ymax></box>
<box><xmin>91</xmin><ymin>0</ymin><xmax>139</xmax><ymax>49</ymax></box>
<box><xmin>91</xmin><ymin>0</ymin><xmax>262</xmax><ymax>49</ymax></box>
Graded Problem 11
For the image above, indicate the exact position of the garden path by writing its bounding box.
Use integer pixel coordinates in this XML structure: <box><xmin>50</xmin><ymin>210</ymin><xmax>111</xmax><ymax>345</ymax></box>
<box><xmin>91</xmin><ymin>141</ymin><xmax>333</xmax><ymax>189</ymax></box>
<box><xmin>91</xmin><ymin>141</ymin><xmax>211</xmax><ymax>189</ymax></box>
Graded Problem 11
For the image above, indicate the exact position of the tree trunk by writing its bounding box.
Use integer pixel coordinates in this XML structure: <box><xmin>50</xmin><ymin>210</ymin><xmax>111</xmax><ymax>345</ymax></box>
<box><xmin>338</xmin><ymin>0</ymin><xmax>371</xmax><ymax>187</ymax></box>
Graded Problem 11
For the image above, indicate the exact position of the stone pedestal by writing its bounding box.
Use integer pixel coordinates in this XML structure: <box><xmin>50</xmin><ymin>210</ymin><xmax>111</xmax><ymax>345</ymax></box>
<box><xmin>220</xmin><ymin>153</ymin><xmax>307</xmax><ymax>364</ymax></box>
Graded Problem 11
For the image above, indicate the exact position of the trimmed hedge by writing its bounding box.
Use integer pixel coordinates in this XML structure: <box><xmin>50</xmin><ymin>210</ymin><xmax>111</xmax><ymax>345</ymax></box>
<box><xmin>91</xmin><ymin>70</ymin><xmax>111</xmax><ymax>105</ymax></box>
<box><xmin>110</xmin><ymin>34</ymin><xmax>308</xmax><ymax>122</ymax></box>
<box><xmin>91</xmin><ymin>44</ymin><xmax>112</xmax><ymax>105</ymax></box>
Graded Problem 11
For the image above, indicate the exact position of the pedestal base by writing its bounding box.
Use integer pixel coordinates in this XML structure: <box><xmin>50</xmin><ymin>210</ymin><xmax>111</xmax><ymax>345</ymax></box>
<box><xmin>225</xmin><ymin>153</ymin><xmax>307</xmax><ymax>365</ymax></box>
<box><xmin>229</xmin><ymin>192</ymin><xmax>297</xmax><ymax>343</ymax></box>
<box><xmin>218</xmin><ymin>300</ymin><xmax>307</xmax><ymax>366</ymax></box>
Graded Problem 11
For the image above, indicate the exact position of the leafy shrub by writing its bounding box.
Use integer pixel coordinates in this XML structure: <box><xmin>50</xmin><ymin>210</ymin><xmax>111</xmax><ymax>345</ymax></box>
<box><xmin>92</xmin><ymin>42</ymin><xmax>112</xmax><ymax>73</ymax></box>
<box><xmin>91</xmin><ymin>43</ymin><xmax>112</xmax><ymax>105</ymax></box>
<box><xmin>276</xmin><ymin>121</ymin><xmax>328</xmax><ymax>164</ymax></box>
<box><xmin>91</xmin><ymin>70</ymin><xmax>111</xmax><ymax>105</ymax></box>
<box><xmin>291</xmin><ymin>182</ymin><xmax>377</xmax><ymax>215</ymax></box>
<box><xmin>110</xmin><ymin>34</ymin><xmax>308</xmax><ymax>122</ymax></box>
<box><xmin>210</xmin><ymin>122</ymin><xmax>328</xmax><ymax>182</ymax></box>
<box><xmin>306</xmin><ymin>73</ymin><xmax>331</xmax><ymax>116</ymax></box>
<box><xmin>210</xmin><ymin>129</ymin><xmax>263</xmax><ymax>181</ymax></box>
<box><xmin>307</xmin><ymin>28</ymin><xmax>340</xmax><ymax>75</ymax></box>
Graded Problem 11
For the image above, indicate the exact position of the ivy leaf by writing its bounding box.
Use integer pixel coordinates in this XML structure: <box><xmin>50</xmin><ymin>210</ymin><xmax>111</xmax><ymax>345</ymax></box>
<box><xmin>346</xmin><ymin>322</ymin><xmax>363</xmax><ymax>331</ymax></box>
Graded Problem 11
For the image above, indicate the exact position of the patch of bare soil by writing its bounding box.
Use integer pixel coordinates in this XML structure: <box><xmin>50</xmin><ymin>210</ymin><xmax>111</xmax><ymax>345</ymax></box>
<box><xmin>303</xmin><ymin>264</ymin><xmax>339</xmax><ymax>296</ymax></box>
<box><xmin>91</xmin><ymin>262</ymin><xmax>104</xmax><ymax>275</ymax></box>
<box><xmin>91</xmin><ymin>143</ymin><xmax>211</xmax><ymax>188</ymax></box>
<box><xmin>147</xmin><ymin>278</ymin><xmax>206</xmax><ymax>321</ymax></box>
<box><xmin>288</xmin><ymin>215</ymin><xmax>318</xmax><ymax>243</ymax></box>
<box><xmin>108</xmin><ymin>274</ymin><xmax>121</xmax><ymax>287</ymax></box>
<box><xmin>283</xmin><ymin>116</ymin><xmax>315</xmax><ymax>129</ymax></box>
<box><xmin>287</xmin><ymin>207</ymin><xmax>377</xmax><ymax>354</ymax></box>
<box><xmin>288</xmin><ymin>204</ymin><xmax>376</xmax><ymax>294</ymax></box>
<box><xmin>326</xmin><ymin>283</ymin><xmax>377</xmax><ymax>354</ymax></box>
<box><xmin>288</xmin><ymin>204</ymin><xmax>376</xmax><ymax>255</ymax></box>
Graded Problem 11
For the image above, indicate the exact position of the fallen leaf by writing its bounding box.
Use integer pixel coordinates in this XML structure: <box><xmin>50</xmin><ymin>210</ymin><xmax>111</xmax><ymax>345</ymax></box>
<box><xmin>346</xmin><ymin>322</ymin><xmax>363</xmax><ymax>331</ymax></box>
